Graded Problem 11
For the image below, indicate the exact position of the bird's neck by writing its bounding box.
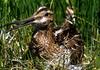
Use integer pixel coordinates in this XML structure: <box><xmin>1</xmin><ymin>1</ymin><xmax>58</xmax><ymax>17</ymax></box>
<box><xmin>35</xmin><ymin>25</ymin><xmax>48</xmax><ymax>31</ymax></box>
<box><xmin>32</xmin><ymin>23</ymin><xmax>50</xmax><ymax>36</ymax></box>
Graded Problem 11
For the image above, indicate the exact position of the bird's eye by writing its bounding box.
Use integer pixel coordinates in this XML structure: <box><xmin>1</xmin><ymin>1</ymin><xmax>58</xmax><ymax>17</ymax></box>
<box><xmin>44</xmin><ymin>13</ymin><xmax>49</xmax><ymax>16</ymax></box>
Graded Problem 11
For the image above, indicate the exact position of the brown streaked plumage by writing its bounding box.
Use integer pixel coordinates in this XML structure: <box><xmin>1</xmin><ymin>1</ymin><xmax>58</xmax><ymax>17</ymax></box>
<box><xmin>54</xmin><ymin>7</ymin><xmax>84</xmax><ymax>66</ymax></box>
<box><xmin>27</xmin><ymin>7</ymin><xmax>58</xmax><ymax>60</ymax></box>
<box><xmin>9</xmin><ymin>6</ymin><xmax>84</xmax><ymax>70</ymax></box>
<box><xmin>25</xmin><ymin>6</ymin><xmax>83</xmax><ymax>70</ymax></box>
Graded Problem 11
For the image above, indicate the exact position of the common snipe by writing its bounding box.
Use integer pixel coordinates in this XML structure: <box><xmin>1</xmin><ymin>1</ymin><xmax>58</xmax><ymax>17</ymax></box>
<box><xmin>7</xmin><ymin>6</ymin><xmax>84</xmax><ymax>70</ymax></box>
<box><xmin>27</xmin><ymin>6</ymin><xmax>84</xmax><ymax>70</ymax></box>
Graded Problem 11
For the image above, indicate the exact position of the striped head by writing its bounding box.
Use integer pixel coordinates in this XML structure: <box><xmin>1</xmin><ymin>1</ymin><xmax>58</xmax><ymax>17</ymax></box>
<box><xmin>22</xmin><ymin>6</ymin><xmax>53</xmax><ymax>28</ymax></box>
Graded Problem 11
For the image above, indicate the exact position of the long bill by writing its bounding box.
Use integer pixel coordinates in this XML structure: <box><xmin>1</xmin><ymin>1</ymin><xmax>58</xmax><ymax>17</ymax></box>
<box><xmin>1</xmin><ymin>15</ymin><xmax>37</xmax><ymax>31</ymax></box>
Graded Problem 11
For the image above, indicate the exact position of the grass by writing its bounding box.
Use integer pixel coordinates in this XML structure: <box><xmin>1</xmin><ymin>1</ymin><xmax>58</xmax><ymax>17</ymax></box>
<box><xmin>0</xmin><ymin>0</ymin><xmax>100</xmax><ymax>70</ymax></box>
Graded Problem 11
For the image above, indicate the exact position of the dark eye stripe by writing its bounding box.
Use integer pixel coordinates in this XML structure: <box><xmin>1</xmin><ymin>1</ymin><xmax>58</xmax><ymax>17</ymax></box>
<box><xmin>44</xmin><ymin>13</ymin><xmax>48</xmax><ymax>16</ymax></box>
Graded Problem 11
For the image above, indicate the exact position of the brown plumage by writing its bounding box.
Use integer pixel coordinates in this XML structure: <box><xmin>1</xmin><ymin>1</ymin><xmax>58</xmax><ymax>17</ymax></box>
<box><xmin>55</xmin><ymin>7</ymin><xmax>84</xmax><ymax>65</ymax></box>
<box><xmin>28</xmin><ymin>6</ymin><xmax>84</xmax><ymax>70</ymax></box>
<box><xmin>10</xmin><ymin>6</ymin><xmax>84</xmax><ymax>70</ymax></box>
<box><xmin>29</xmin><ymin>8</ymin><xmax>83</xmax><ymax>69</ymax></box>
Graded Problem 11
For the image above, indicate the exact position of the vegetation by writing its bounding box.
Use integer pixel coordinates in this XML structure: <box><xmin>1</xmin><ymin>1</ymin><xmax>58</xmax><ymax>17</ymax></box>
<box><xmin>0</xmin><ymin>0</ymin><xmax>100</xmax><ymax>70</ymax></box>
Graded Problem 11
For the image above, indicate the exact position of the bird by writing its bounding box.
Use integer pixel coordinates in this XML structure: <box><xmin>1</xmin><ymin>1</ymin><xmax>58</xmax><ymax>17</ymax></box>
<box><xmin>28</xmin><ymin>6</ymin><xmax>84</xmax><ymax>70</ymax></box>
<box><xmin>7</xmin><ymin>6</ymin><xmax>84</xmax><ymax>70</ymax></box>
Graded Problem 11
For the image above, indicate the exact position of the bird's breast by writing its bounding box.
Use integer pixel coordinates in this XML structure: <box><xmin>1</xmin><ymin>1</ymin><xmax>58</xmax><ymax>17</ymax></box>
<box><xmin>34</xmin><ymin>30</ymin><xmax>50</xmax><ymax>47</ymax></box>
<box><xmin>33</xmin><ymin>30</ymin><xmax>64</xmax><ymax>59</ymax></box>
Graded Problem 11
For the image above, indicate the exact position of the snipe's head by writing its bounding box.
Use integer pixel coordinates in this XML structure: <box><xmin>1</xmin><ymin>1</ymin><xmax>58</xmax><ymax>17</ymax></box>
<box><xmin>22</xmin><ymin>6</ymin><xmax>53</xmax><ymax>28</ymax></box>
<box><xmin>8</xmin><ymin>6</ymin><xmax>53</xmax><ymax>30</ymax></box>
<box><xmin>33</xmin><ymin>6</ymin><xmax>53</xmax><ymax>23</ymax></box>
